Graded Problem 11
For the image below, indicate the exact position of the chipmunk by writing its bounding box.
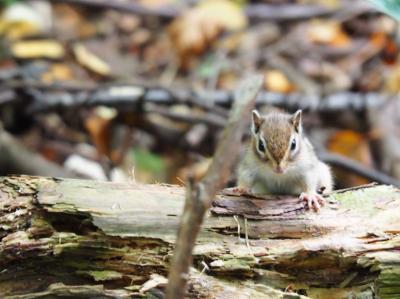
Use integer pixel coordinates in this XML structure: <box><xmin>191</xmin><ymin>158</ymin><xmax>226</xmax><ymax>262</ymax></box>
<box><xmin>237</xmin><ymin>109</ymin><xmax>333</xmax><ymax>211</ymax></box>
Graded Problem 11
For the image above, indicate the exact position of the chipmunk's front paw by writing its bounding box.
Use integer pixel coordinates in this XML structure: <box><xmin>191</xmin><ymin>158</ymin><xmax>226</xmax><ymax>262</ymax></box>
<box><xmin>223</xmin><ymin>186</ymin><xmax>252</xmax><ymax>196</ymax></box>
<box><xmin>299</xmin><ymin>192</ymin><xmax>325</xmax><ymax>212</ymax></box>
<box><xmin>231</xmin><ymin>186</ymin><xmax>251</xmax><ymax>195</ymax></box>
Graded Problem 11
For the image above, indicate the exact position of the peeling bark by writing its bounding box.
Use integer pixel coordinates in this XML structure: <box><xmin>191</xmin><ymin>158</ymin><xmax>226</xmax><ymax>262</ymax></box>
<box><xmin>0</xmin><ymin>176</ymin><xmax>399</xmax><ymax>298</ymax></box>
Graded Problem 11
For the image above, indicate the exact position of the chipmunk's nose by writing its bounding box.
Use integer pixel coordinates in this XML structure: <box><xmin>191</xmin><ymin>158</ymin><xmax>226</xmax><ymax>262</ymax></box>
<box><xmin>274</xmin><ymin>164</ymin><xmax>284</xmax><ymax>174</ymax></box>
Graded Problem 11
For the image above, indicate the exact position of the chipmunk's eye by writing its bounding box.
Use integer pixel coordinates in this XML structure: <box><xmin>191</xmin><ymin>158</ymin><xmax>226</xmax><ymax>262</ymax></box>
<box><xmin>290</xmin><ymin>138</ymin><xmax>296</xmax><ymax>151</ymax></box>
<box><xmin>258</xmin><ymin>139</ymin><xmax>266</xmax><ymax>153</ymax></box>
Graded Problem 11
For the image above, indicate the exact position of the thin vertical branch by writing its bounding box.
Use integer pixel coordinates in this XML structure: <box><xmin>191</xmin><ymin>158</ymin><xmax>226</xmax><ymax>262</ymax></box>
<box><xmin>165</xmin><ymin>75</ymin><xmax>264</xmax><ymax>299</ymax></box>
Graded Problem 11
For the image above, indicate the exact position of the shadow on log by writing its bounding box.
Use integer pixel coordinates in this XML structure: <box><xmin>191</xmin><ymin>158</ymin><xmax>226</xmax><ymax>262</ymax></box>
<box><xmin>0</xmin><ymin>176</ymin><xmax>399</xmax><ymax>298</ymax></box>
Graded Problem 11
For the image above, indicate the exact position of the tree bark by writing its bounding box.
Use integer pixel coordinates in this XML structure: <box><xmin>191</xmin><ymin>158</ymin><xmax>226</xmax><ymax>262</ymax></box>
<box><xmin>0</xmin><ymin>176</ymin><xmax>399</xmax><ymax>298</ymax></box>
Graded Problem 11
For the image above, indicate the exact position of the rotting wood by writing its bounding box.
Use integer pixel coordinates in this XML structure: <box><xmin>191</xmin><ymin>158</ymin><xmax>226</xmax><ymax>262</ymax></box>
<box><xmin>0</xmin><ymin>175</ymin><xmax>399</xmax><ymax>298</ymax></box>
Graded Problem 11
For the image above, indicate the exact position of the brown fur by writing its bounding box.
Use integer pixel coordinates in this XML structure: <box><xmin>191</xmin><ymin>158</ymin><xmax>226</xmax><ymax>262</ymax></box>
<box><xmin>256</xmin><ymin>113</ymin><xmax>294</xmax><ymax>163</ymax></box>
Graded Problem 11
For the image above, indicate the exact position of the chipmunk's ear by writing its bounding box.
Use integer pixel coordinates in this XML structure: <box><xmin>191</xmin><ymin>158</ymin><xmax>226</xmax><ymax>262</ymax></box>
<box><xmin>290</xmin><ymin>110</ymin><xmax>302</xmax><ymax>133</ymax></box>
<box><xmin>252</xmin><ymin>110</ymin><xmax>262</xmax><ymax>135</ymax></box>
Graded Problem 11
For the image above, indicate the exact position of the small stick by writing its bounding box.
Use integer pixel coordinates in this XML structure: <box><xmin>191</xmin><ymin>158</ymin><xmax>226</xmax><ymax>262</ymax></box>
<box><xmin>165</xmin><ymin>74</ymin><xmax>263</xmax><ymax>299</ymax></box>
<box><xmin>244</xmin><ymin>217</ymin><xmax>252</xmax><ymax>255</ymax></box>
<box><xmin>233</xmin><ymin>215</ymin><xmax>241</xmax><ymax>242</ymax></box>
<box><xmin>318</xmin><ymin>152</ymin><xmax>400</xmax><ymax>188</ymax></box>
<box><xmin>200</xmin><ymin>261</ymin><xmax>210</xmax><ymax>275</ymax></box>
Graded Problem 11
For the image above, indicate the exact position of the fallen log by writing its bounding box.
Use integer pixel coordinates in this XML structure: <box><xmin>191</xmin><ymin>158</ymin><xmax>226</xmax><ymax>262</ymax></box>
<box><xmin>0</xmin><ymin>176</ymin><xmax>399</xmax><ymax>298</ymax></box>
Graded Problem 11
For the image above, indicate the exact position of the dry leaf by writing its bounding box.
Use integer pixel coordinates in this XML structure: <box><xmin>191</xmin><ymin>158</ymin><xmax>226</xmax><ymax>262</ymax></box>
<box><xmin>328</xmin><ymin>130</ymin><xmax>373</xmax><ymax>186</ymax></box>
<box><xmin>307</xmin><ymin>20</ymin><xmax>350</xmax><ymax>48</ymax></box>
<box><xmin>41</xmin><ymin>63</ymin><xmax>74</xmax><ymax>83</ymax></box>
<box><xmin>117</xmin><ymin>14</ymin><xmax>140</xmax><ymax>33</ymax></box>
<box><xmin>168</xmin><ymin>0</ymin><xmax>247</xmax><ymax>69</ymax></box>
<box><xmin>385</xmin><ymin>64</ymin><xmax>400</xmax><ymax>92</ymax></box>
<box><xmin>131</xmin><ymin>28</ymin><xmax>151</xmax><ymax>46</ymax></box>
<box><xmin>381</xmin><ymin>36</ymin><xmax>398</xmax><ymax>65</ymax></box>
<box><xmin>0</xmin><ymin>20</ymin><xmax>40</xmax><ymax>40</ymax></box>
<box><xmin>177</xmin><ymin>158</ymin><xmax>212</xmax><ymax>183</ymax></box>
<box><xmin>264</xmin><ymin>70</ymin><xmax>295</xmax><ymax>93</ymax></box>
<box><xmin>217</xmin><ymin>71</ymin><xmax>238</xmax><ymax>90</ymax></box>
<box><xmin>140</xmin><ymin>274</ymin><xmax>168</xmax><ymax>293</ymax></box>
<box><xmin>0</xmin><ymin>2</ymin><xmax>51</xmax><ymax>40</ymax></box>
<box><xmin>53</xmin><ymin>4</ymin><xmax>96</xmax><ymax>39</ymax></box>
<box><xmin>11</xmin><ymin>40</ymin><xmax>65</xmax><ymax>59</ymax></box>
<box><xmin>84</xmin><ymin>107</ymin><xmax>117</xmax><ymax>158</ymax></box>
<box><xmin>73</xmin><ymin>43</ymin><xmax>111</xmax><ymax>76</ymax></box>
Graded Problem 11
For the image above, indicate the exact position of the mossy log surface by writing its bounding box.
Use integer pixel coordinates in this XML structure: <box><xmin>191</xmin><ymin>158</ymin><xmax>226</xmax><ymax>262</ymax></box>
<box><xmin>0</xmin><ymin>176</ymin><xmax>400</xmax><ymax>298</ymax></box>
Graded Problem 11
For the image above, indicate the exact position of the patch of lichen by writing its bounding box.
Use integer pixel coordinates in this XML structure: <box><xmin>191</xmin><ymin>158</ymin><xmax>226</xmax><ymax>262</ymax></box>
<box><xmin>77</xmin><ymin>270</ymin><xmax>124</xmax><ymax>281</ymax></box>
<box><xmin>377</xmin><ymin>267</ymin><xmax>400</xmax><ymax>299</ymax></box>
<box><xmin>330</xmin><ymin>185</ymin><xmax>399</xmax><ymax>216</ymax></box>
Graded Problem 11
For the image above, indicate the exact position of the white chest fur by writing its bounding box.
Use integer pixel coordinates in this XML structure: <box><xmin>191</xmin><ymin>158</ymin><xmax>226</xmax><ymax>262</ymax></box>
<box><xmin>253</xmin><ymin>164</ymin><xmax>307</xmax><ymax>195</ymax></box>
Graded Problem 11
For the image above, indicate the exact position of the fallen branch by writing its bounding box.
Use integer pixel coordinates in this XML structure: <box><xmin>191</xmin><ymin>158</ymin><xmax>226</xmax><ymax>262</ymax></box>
<box><xmin>46</xmin><ymin>0</ymin><xmax>180</xmax><ymax>18</ymax></box>
<box><xmin>146</xmin><ymin>105</ymin><xmax>226</xmax><ymax>128</ymax></box>
<box><xmin>318</xmin><ymin>152</ymin><xmax>400</xmax><ymax>188</ymax></box>
<box><xmin>0</xmin><ymin>125</ymin><xmax>79</xmax><ymax>178</ymax></box>
<box><xmin>165</xmin><ymin>74</ymin><xmax>264</xmax><ymax>299</ymax></box>
<box><xmin>10</xmin><ymin>82</ymin><xmax>395</xmax><ymax>113</ymax></box>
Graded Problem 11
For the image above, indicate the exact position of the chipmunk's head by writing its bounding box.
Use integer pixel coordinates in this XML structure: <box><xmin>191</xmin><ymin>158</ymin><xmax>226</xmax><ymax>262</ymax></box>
<box><xmin>251</xmin><ymin>110</ymin><xmax>303</xmax><ymax>174</ymax></box>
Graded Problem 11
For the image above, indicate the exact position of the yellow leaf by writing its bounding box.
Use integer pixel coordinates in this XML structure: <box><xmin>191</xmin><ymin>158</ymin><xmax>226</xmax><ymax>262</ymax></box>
<box><xmin>264</xmin><ymin>70</ymin><xmax>295</xmax><ymax>93</ymax></box>
<box><xmin>307</xmin><ymin>20</ymin><xmax>350</xmax><ymax>47</ymax></box>
<box><xmin>1</xmin><ymin>2</ymin><xmax>50</xmax><ymax>40</ymax></box>
<box><xmin>11</xmin><ymin>40</ymin><xmax>65</xmax><ymax>59</ymax></box>
<box><xmin>168</xmin><ymin>0</ymin><xmax>247</xmax><ymax>69</ymax></box>
<box><xmin>84</xmin><ymin>107</ymin><xmax>116</xmax><ymax>157</ymax></box>
<box><xmin>41</xmin><ymin>63</ymin><xmax>74</xmax><ymax>83</ymax></box>
<box><xmin>196</xmin><ymin>0</ymin><xmax>247</xmax><ymax>31</ymax></box>
<box><xmin>0</xmin><ymin>20</ymin><xmax>40</xmax><ymax>40</ymax></box>
<box><xmin>73</xmin><ymin>44</ymin><xmax>111</xmax><ymax>76</ymax></box>
<box><xmin>328</xmin><ymin>130</ymin><xmax>373</xmax><ymax>186</ymax></box>
<box><xmin>385</xmin><ymin>64</ymin><xmax>400</xmax><ymax>92</ymax></box>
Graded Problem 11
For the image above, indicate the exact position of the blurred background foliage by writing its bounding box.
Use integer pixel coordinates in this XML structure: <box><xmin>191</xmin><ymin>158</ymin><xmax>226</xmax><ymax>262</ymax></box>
<box><xmin>0</xmin><ymin>0</ymin><xmax>399</xmax><ymax>189</ymax></box>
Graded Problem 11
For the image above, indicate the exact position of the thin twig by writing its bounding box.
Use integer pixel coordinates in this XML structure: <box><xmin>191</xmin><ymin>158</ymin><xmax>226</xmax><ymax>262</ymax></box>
<box><xmin>165</xmin><ymin>74</ymin><xmax>263</xmax><ymax>299</ymax></box>
<box><xmin>319</xmin><ymin>152</ymin><xmax>400</xmax><ymax>188</ymax></box>
<box><xmin>233</xmin><ymin>215</ymin><xmax>241</xmax><ymax>242</ymax></box>
<box><xmin>200</xmin><ymin>261</ymin><xmax>209</xmax><ymax>275</ymax></box>
<box><xmin>244</xmin><ymin>217</ymin><xmax>252</xmax><ymax>255</ymax></box>
<box><xmin>329</xmin><ymin>182</ymin><xmax>379</xmax><ymax>195</ymax></box>
<box><xmin>146</xmin><ymin>105</ymin><xmax>226</xmax><ymax>128</ymax></box>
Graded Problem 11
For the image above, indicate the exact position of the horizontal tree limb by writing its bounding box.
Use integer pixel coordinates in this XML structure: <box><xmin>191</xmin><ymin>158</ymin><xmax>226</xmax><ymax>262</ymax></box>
<box><xmin>14</xmin><ymin>83</ymin><xmax>397</xmax><ymax>113</ymax></box>
<box><xmin>0</xmin><ymin>126</ymin><xmax>79</xmax><ymax>178</ymax></box>
<box><xmin>319</xmin><ymin>152</ymin><xmax>400</xmax><ymax>187</ymax></box>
